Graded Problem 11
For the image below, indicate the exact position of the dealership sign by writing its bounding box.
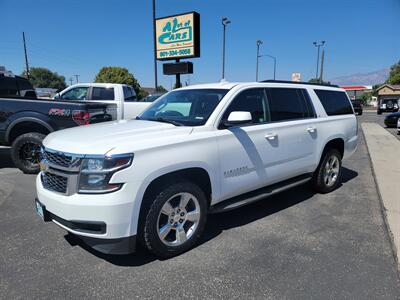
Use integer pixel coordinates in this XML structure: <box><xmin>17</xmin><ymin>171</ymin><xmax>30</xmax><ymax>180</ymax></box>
<box><xmin>155</xmin><ymin>12</ymin><xmax>200</xmax><ymax>60</ymax></box>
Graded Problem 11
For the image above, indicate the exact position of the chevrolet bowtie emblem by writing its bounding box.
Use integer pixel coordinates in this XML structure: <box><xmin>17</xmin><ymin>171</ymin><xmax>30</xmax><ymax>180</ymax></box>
<box><xmin>39</xmin><ymin>161</ymin><xmax>49</xmax><ymax>172</ymax></box>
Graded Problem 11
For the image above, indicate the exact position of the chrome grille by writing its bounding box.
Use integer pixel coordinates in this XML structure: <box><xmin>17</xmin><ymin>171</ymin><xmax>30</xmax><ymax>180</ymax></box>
<box><xmin>43</xmin><ymin>150</ymin><xmax>73</xmax><ymax>168</ymax></box>
<box><xmin>41</xmin><ymin>172</ymin><xmax>68</xmax><ymax>194</ymax></box>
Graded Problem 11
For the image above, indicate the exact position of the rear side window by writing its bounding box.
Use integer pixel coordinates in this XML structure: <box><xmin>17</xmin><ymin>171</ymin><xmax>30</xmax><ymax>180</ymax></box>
<box><xmin>91</xmin><ymin>87</ymin><xmax>115</xmax><ymax>100</ymax></box>
<box><xmin>314</xmin><ymin>89</ymin><xmax>353</xmax><ymax>115</ymax></box>
<box><xmin>266</xmin><ymin>88</ymin><xmax>314</xmax><ymax>122</ymax></box>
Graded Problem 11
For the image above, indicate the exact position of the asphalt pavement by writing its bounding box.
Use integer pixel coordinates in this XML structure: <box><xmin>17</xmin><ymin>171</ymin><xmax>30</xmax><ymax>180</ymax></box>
<box><xmin>0</xmin><ymin>114</ymin><xmax>399</xmax><ymax>299</ymax></box>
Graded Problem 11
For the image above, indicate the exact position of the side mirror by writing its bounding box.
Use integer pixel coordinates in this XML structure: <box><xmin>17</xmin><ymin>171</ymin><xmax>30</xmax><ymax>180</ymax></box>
<box><xmin>54</xmin><ymin>93</ymin><xmax>60</xmax><ymax>99</ymax></box>
<box><xmin>224</xmin><ymin>111</ymin><xmax>252</xmax><ymax>127</ymax></box>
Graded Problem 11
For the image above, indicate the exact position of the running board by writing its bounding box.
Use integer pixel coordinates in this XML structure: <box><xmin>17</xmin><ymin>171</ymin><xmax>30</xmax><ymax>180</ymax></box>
<box><xmin>210</xmin><ymin>173</ymin><xmax>312</xmax><ymax>214</ymax></box>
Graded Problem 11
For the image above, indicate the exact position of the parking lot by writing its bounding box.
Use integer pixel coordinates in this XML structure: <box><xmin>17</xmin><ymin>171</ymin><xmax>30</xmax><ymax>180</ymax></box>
<box><xmin>1</xmin><ymin>113</ymin><xmax>399</xmax><ymax>299</ymax></box>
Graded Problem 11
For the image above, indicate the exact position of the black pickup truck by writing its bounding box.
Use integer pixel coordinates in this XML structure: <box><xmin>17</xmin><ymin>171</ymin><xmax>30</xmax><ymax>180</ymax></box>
<box><xmin>0</xmin><ymin>74</ymin><xmax>117</xmax><ymax>173</ymax></box>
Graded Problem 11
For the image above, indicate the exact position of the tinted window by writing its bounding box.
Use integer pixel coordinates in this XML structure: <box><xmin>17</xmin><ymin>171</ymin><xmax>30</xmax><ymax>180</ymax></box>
<box><xmin>91</xmin><ymin>87</ymin><xmax>115</xmax><ymax>100</ymax></box>
<box><xmin>314</xmin><ymin>89</ymin><xmax>353</xmax><ymax>115</ymax></box>
<box><xmin>267</xmin><ymin>88</ymin><xmax>312</xmax><ymax>121</ymax></box>
<box><xmin>0</xmin><ymin>77</ymin><xmax>18</xmax><ymax>97</ymax></box>
<box><xmin>123</xmin><ymin>86</ymin><xmax>137</xmax><ymax>101</ymax></box>
<box><xmin>221</xmin><ymin>88</ymin><xmax>269</xmax><ymax>125</ymax></box>
<box><xmin>16</xmin><ymin>77</ymin><xmax>36</xmax><ymax>98</ymax></box>
<box><xmin>61</xmin><ymin>87</ymin><xmax>88</xmax><ymax>100</ymax></box>
<box><xmin>16</xmin><ymin>77</ymin><xmax>33</xmax><ymax>91</ymax></box>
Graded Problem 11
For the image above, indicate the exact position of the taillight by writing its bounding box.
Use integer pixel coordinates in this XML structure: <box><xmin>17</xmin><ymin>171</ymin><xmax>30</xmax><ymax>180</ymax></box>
<box><xmin>72</xmin><ymin>110</ymin><xmax>89</xmax><ymax>126</ymax></box>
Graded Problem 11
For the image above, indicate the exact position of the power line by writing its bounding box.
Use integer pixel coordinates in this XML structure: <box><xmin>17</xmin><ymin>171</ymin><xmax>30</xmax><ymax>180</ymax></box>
<box><xmin>73</xmin><ymin>74</ymin><xmax>80</xmax><ymax>83</ymax></box>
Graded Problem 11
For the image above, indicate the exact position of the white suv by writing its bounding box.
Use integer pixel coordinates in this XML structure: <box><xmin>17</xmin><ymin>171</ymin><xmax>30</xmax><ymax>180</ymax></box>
<box><xmin>35</xmin><ymin>81</ymin><xmax>358</xmax><ymax>258</ymax></box>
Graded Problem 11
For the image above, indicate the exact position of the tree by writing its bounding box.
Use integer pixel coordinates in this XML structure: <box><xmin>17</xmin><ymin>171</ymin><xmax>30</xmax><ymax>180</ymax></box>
<box><xmin>386</xmin><ymin>60</ymin><xmax>400</xmax><ymax>85</ymax></box>
<box><xmin>308</xmin><ymin>78</ymin><xmax>331</xmax><ymax>85</ymax></box>
<box><xmin>360</xmin><ymin>92</ymin><xmax>372</xmax><ymax>105</ymax></box>
<box><xmin>22</xmin><ymin>67</ymin><xmax>66</xmax><ymax>91</ymax></box>
<box><xmin>156</xmin><ymin>85</ymin><xmax>168</xmax><ymax>93</ymax></box>
<box><xmin>94</xmin><ymin>66</ymin><xmax>147</xmax><ymax>98</ymax></box>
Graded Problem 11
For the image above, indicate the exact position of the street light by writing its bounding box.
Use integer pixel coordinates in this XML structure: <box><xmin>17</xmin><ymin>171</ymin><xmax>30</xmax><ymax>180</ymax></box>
<box><xmin>259</xmin><ymin>54</ymin><xmax>277</xmax><ymax>80</ymax></box>
<box><xmin>313</xmin><ymin>40</ymin><xmax>325</xmax><ymax>79</ymax></box>
<box><xmin>221</xmin><ymin>17</ymin><xmax>231</xmax><ymax>80</ymax></box>
<box><xmin>256</xmin><ymin>40</ymin><xmax>263</xmax><ymax>81</ymax></box>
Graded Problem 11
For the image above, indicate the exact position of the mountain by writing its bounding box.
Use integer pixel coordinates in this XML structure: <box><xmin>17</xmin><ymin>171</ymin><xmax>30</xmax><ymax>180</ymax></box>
<box><xmin>329</xmin><ymin>68</ymin><xmax>389</xmax><ymax>86</ymax></box>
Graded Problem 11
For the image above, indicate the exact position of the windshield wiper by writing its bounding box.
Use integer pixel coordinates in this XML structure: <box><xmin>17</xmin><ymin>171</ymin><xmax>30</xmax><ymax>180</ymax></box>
<box><xmin>146</xmin><ymin>117</ymin><xmax>184</xmax><ymax>126</ymax></box>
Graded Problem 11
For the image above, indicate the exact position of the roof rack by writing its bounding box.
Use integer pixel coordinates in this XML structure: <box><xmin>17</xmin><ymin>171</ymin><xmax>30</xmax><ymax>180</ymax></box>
<box><xmin>260</xmin><ymin>80</ymin><xmax>339</xmax><ymax>88</ymax></box>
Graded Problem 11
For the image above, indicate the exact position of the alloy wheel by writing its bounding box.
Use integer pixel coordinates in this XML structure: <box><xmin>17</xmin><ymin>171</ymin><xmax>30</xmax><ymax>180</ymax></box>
<box><xmin>157</xmin><ymin>192</ymin><xmax>201</xmax><ymax>246</ymax></box>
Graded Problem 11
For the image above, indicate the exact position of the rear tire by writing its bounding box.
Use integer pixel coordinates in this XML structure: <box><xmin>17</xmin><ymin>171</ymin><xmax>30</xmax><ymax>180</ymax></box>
<box><xmin>377</xmin><ymin>110</ymin><xmax>382</xmax><ymax>115</ymax></box>
<box><xmin>311</xmin><ymin>149</ymin><xmax>342</xmax><ymax>194</ymax></box>
<box><xmin>11</xmin><ymin>132</ymin><xmax>45</xmax><ymax>174</ymax></box>
<box><xmin>142</xmin><ymin>181</ymin><xmax>208</xmax><ymax>258</ymax></box>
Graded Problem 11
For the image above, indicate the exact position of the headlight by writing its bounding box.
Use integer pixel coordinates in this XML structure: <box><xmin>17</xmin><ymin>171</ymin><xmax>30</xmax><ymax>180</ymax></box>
<box><xmin>78</xmin><ymin>153</ymin><xmax>133</xmax><ymax>193</ymax></box>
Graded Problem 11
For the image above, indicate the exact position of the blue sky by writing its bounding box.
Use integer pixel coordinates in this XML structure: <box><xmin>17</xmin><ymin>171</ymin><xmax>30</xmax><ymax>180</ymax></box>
<box><xmin>1</xmin><ymin>0</ymin><xmax>399</xmax><ymax>89</ymax></box>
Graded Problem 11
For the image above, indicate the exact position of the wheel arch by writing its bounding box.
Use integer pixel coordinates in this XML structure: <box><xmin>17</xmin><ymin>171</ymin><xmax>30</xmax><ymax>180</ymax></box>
<box><xmin>133</xmin><ymin>165</ymin><xmax>213</xmax><ymax>240</ymax></box>
<box><xmin>318</xmin><ymin>137</ymin><xmax>345</xmax><ymax>163</ymax></box>
<box><xmin>6</xmin><ymin>117</ymin><xmax>53</xmax><ymax>144</ymax></box>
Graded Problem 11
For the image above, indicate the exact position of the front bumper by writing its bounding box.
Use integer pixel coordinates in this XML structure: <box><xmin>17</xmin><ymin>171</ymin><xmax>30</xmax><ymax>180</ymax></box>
<box><xmin>36</xmin><ymin>174</ymin><xmax>142</xmax><ymax>254</ymax></box>
<box><xmin>384</xmin><ymin>118</ymin><xmax>399</xmax><ymax>128</ymax></box>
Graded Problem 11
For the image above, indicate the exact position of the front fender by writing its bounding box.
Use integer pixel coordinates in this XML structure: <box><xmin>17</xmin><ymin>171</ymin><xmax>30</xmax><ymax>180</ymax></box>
<box><xmin>114</xmin><ymin>161</ymin><xmax>218</xmax><ymax>237</ymax></box>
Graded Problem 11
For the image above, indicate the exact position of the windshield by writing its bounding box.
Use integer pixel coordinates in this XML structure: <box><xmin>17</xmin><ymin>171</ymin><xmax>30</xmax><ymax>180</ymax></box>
<box><xmin>138</xmin><ymin>89</ymin><xmax>228</xmax><ymax>126</ymax></box>
<box><xmin>382</xmin><ymin>98</ymin><xmax>398</xmax><ymax>104</ymax></box>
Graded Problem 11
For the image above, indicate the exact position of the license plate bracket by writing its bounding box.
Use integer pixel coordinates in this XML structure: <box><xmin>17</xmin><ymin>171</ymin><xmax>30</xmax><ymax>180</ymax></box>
<box><xmin>35</xmin><ymin>199</ymin><xmax>51</xmax><ymax>222</ymax></box>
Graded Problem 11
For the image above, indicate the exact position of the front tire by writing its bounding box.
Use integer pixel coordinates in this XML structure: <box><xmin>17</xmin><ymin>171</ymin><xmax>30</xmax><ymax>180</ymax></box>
<box><xmin>11</xmin><ymin>132</ymin><xmax>45</xmax><ymax>174</ymax></box>
<box><xmin>311</xmin><ymin>149</ymin><xmax>342</xmax><ymax>194</ymax></box>
<box><xmin>142</xmin><ymin>182</ymin><xmax>208</xmax><ymax>258</ymax></box>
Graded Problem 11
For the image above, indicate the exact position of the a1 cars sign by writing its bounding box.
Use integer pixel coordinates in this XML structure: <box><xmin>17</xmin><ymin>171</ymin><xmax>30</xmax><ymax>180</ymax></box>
<box><xmin>155</xmin><ymin>12</ymin><xmax>200</xmax><ymax>60</ymax></box>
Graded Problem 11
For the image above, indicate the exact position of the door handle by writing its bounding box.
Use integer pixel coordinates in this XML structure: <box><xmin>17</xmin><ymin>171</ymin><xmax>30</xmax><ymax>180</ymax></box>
<box><xmin>307</xmin><ymin>126</ymin><xmax>316</xmax><ymax>133</ymax></box>
<box><xmin>265</xmin><ymin>132</ymin><xmax>277</xmax><ymax>140</ymax></box>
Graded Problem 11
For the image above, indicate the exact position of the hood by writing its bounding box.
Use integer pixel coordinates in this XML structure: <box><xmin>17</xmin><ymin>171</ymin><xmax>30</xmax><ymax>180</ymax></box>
<box><xmin>43</xmin><ymin>120</ymin><xmax>193</xmax><ymax>155</ymax></box>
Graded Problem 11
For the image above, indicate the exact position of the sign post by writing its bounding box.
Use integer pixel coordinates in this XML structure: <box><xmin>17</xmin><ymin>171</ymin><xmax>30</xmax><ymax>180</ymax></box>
<box><xmin>155</xmin><ymin>12</ymin><xmax>200</xmax><ymax>88</ymax></box>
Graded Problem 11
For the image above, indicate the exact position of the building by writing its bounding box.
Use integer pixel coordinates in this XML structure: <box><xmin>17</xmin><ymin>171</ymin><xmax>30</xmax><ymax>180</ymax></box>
<box><xmin>341</xmin><ymin>85</ymin><xmax>372</xmax><ymax>100</ymax></box>
<box><xmin>376</xmin><ymin>84</ymin><xmax>400</xmax><ymax>103</ymax></box>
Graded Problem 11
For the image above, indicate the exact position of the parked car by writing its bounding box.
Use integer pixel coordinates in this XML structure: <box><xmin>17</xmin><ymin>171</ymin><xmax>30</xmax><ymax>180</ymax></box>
<box><xmin>377</xmin><ymin>98</ymin><xmax>399</xmax><ymax>114</ymax></box>
<box><xmin>351</xmin><ymin>99</ymin><xmax>363</xmax><ymax>115</ymax></box>
<box><xmin>0</xmin><ymin>76</ymin><xmax>117</xmax><ymax>173</ymax></box>
<box><xmin>384</xmin><ymin>112</ymin><xmax>400</xmax><ymax>128</ymax></box>
<box><xmin>141</xmin><ymin>92</ymin><xmax>165</xmax><ymax>102</ymax></box>
<box><xmin>35</xmin><ymin>80</ymin><xmax>357</xmax><ymax>258</ymax></box>
<box><xmin>397</xmin><ymin>118</ymin><xmax>400</xmax><ymax>135</ymax></box>
<box><xmin>54</xmin><ymin>83</ymin><xmax>151</xmax><ymax>119</ymax></box>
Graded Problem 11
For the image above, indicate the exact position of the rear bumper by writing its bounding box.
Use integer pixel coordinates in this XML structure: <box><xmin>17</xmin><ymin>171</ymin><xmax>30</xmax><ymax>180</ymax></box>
<box><xmin>344</xmin><ymin>135</ymin><xmax>358</xmax><ymax>159</ymax></box>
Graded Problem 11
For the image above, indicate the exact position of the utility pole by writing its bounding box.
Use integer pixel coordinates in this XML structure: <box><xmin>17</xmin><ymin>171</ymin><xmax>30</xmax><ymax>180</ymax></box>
<box><xmin>256</xmin><ymin>40</ymin><xmax>263</xmax><ymax>81</ymax></box>
<box><xmin>152</xmin><ymin>0</ymin><xmax>158</xmax><ymax>91</ymax></box>
<box><xmin>69</xmin><ymin>77</ymin><xmax>74</xmax><ymax>86</ymax></box>
<box><xmin>313</xmin><ymin>41</ymin><xmax>325</xmax><ymax>79</ymax></box>
<box><xmin>74</xmin><ymin>74</ymin><xmax>80</xmax><ymax>84</ymax></box>
<box><xmin>319</xmin><ymin>49</ymin><xmax>325</xmax><ymax>83</ymax></box>
<box><xmin>22</xmin><ymin>32</ymin><xmax>30</xmax><ymax>79</ymax></box>
<box><xmin>221</xmin><ymin>17</ymin><xmax>231</xmax><ymax>80</ymax></box>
